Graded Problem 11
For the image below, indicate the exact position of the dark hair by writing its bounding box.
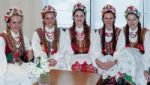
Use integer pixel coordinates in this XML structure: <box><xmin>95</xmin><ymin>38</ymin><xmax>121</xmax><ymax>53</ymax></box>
<box><xmin>42</xmin><ymin>12</ymin><xmax>57</xmax><ymax>33</ymax></box>
<box><xmin>70</xmin><ymin>9</ymin><xmax>90</xmax><ymax>52</ymax></box>
<box><xmin>6</xmin><ymin>14</ymin><xmax>23</xmax><ymax>23</ymax></box>
<box><xmin>42</xmin><ymin>11</ymin><xmax>56</xmax><ymax>19</ymax></box>
<box><xmin>125</xmin><ymin>13</ymin><xmax>139</xmax><ymax>19</ymax></box>
<box><xmin>73</xmin><ymin>9</ymin><xmax>86</xmax><ymax>16</ymax></box>
<box><xmin>125</xmin><ymin>13</ymin><xmax>142</xmax><ymax>46</ymax></box>
<box><xmin>125</xmin><ymin>22</ymin><xmax>142</xmax><ymax>47</ymax></box>
<box><xmin>71</xmin><ymin>9</ymin><xmax>89</xmax><ymax>36</ymax></box>
<box><xmin>102</xmin><ymin>11</ymin><xmax>116</xmax><ymax>19</ymax></box>
<box><xmin>73</xmin><ymin>9</ymin><xmax>86</xmax><ymax>22</ymax></box>
<box><xmin>102</xmin><ymin>11</ymin><xmax>116</xmax><ymax>55</ymax></box>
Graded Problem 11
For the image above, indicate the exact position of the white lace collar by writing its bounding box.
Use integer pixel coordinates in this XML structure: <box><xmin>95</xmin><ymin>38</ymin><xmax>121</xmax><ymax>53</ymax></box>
<box><xmin>105</xmin><ymin>28</ymin><xmax>113</xmax><ymax>33</ymax></box>
<box><xmin>45</xmin><ymin>26</ymin><xmax>55</xmax><ymax>33</ymax></box>
<box><xmin>75</xmin><ymin>26</ymin><xmax>84</xmax><ymax>33</ymax></box>
<box><xmin>10</xmin><ymin>30</ymin><xmax>20</xmax><ymax>39</ymax></box>
<box><xmin>129</xmin><ymin>27</ymin><xmax>138</xmax><ymax>33</ymax></box>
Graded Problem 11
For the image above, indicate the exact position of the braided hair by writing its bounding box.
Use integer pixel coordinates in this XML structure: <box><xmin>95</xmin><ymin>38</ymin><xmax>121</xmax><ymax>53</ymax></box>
<box><xmin>6</xmin><ymin>14</ymin><xmax>25</xmax><ymax>53</ymax></box>
<box><xmin>70</xmin><ymin>9</ymin><xmax>90</xmax><ymax>51</ymax></box>
<box><xmin>42</xmin><ymin>12</ymin><xmax>59</xmax><ymax>55</ymax></box>
<box><xmin>125</xmin><ymin>13</ymin><xmax>142</xmax><ymax>50</ymax></box>
<box><xmin>42</xmin><ymin>12</ymin><xmax>58</xmax><ymax>39</ymax></box>
<box><xmin>102</xmin><ymin>11</ymin><xmax>116</xmax><ymax>55</ymax></box>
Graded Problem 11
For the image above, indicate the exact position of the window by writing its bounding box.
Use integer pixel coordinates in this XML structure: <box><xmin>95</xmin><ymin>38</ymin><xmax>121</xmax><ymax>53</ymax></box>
<box><xmin>43</xmin><ymin>0</ymin><xmax>150</xmax><ymax>29</ymax></box>
<box><xmin>43</xmin><ymin>0</ymin><xmax>91</xmax><ymax>28</ymax></box>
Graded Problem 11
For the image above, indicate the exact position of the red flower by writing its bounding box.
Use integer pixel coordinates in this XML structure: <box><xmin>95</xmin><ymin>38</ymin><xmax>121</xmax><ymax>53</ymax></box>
<box><xmin>51</xmin><ymin>49</ymin><xmax>58</xmax><ymax>55</ymax></box>
<box><xmin>45</xmin><ymin>47</ymin><xmax>49</xmax><ymax>54</ymax></box>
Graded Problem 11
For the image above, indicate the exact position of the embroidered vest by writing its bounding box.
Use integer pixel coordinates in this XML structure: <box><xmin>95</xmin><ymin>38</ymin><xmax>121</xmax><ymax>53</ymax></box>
<box><xmin>99</xmin><ymin>28</ymin><xmax>120</xmax><ymax>56</ymax></box>
<box><xmin>0</xmin><ymin>33</ymin><xmax>28</xmax><ymax>63</ymax></box>
<box><xmin>69</xmin><ymin>27</ymin><xmax>91</xmax><ymax>54</ymax></box>
<box><xmin>36</xmin><ymin>28</ymin><xmax>60</xmax><ymax>56</ymax></box>
<box><xmin>124</xmin><ymin>28</ymin><xmax>147</xmax><ymax>54</ymax></box>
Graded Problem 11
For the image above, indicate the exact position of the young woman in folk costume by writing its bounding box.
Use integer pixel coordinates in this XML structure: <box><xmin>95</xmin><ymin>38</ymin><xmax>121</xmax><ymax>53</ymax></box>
<box><xmin>32</xmin><ymin>5</ymin><xmax>66</xmax><ymax>69</ymax></box>
<box><xmin>94</xmin><ymin>4</ymin><xmax>120</xmax><ymax>79</ymax></box>
<box><xmin>0</xmin><ymin>7</ymin><xmax>33</xmax><ymax>85</ymax></box>
<box><xmin>117</xmin><ymin>5</ymin><xmax>150</xmax><ymax>84</ymax></box>
<box><xmin>64</xmin><ymin>2</ymin><xmax>96</xmax><ymax>73</ymax></box>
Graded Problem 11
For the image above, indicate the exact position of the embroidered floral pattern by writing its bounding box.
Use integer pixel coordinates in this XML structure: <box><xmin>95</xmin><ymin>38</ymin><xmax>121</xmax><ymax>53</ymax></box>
<box><xmin>73</xmin><ymin>2</ymin><xmax>87</xmax><ymax>14</ymax></box>
<box><xmin>125</xmin><ymin>5</ymin><xmax>140</xmax><ymax>18</ymax></box>
<box><xmin>37</xmin><ymin>28</ymin><xmax>59</xmax><ymax>56</ymax></box>
<box><xmin>5</xmin><ymin>7</ymin><xmax>23</xmax><ymax>22</ymax></box>
<box><xmin>41</xmin><ymin>5</ymin><xmax>56</xmax><ymax>17</ymax></box>
<box><xmin>102</xmin><ymin>4</ymin><xmax>116</xmax><ymax>17</ymax></box>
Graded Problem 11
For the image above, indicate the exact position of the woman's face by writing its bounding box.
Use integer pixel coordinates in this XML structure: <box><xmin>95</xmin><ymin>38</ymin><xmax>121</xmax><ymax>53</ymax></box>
<box><xmin>8</xmin><ymin>15</ymin><xmax>22</xmax><ymax>34</ymax></box>
<box><xmin>74</xmin><ymin>10</ymin><xmax>85</xmax><ymax>27</ymax></box>
<box><xmin>126</xmin><ymin>14</ymin><xmax>139</xmax><ymax>30</ymax></box>
<box><xmin>43</xmin><ymin>12</ymin><xmax>56</xmax><ymax>28</ymax></box>
<box><xmin>103</xmin><ymin>13</ymin><xmax>115</xmax><ymax>30</ymax></box>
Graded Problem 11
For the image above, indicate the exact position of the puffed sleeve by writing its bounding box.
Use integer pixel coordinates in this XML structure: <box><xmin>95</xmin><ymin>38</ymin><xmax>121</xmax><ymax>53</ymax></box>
<box><xmin>57</xmin><ymin>29</ymin><xmax>66</xmax><ymax>54</ymax></box>
<box><xmin>0</xmin><ymin>36</ymin><xmax>7</xmax><ymax>85</ymax></box>
<box><xmin>91</xmin><ymin>29</ymin><xmax>102</xmax><ymax>56</ymax></box>
<box><xmin>31</xmin><ymin>32</ymin><xmax>47</xmax><ymax>58</ymax></box>
<box><xmin>89</xmin><ymin>29</ymin><xmax>102</xmax><ymax>67</ymax></box>
<box><xmin>89</xmin><ymin>29</ymin><xmax>99</xmax><ymax>54</ymax></box>
<box><xmin>116</xmin><ymin>29</ymin><xmax>125</xmax><ymax>51</ymax></box>
<box><xmin>24</xmin><ymin>35</ymin><xmax>32</xmax><ymax>50</ymax></box>
<box><xmin>142</xmin><ymin>30</ymin><xmax>150</xmax><ymax>71</ymax></box>
<box><xmin>63</xmin><ymin>29</ymin><xmax>74</xmax><ymax>55</ymax></box>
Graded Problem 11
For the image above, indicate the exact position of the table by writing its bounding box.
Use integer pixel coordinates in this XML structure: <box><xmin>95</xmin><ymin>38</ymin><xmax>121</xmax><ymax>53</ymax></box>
<box><xmin>34</xmin><ymin>69</ymin><xmax>102</xmax><ymax>85</ymax></box>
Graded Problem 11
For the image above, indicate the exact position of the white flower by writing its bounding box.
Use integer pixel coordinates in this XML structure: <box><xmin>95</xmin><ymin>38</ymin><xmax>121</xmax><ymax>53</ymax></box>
<box><xmin>27</xmin><ymin>57</ymin><xmax>50</xmax><ymax>78</ymax></box>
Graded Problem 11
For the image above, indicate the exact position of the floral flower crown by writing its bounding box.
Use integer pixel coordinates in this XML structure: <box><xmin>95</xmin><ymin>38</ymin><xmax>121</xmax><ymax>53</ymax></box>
<box><xmin>5</xmin><ymin>7</ymin><xmax>23</xmax><ymax>22</ymax></box>
<box><xmin>41</xmin><ymin>5</ymin><xmax>57</xmax><ymax>17</ymax></box>
<box><xmin>73</xmin><ymin>2</ymin><xmax>87</xmax><ymax>14</ymax></box>
<box><xmin>125</xmin><ymin>5</ymin><xmax>140</xmax><ymax>18</ymax></box>
<box><xmin>102</xmin><ymin>4</ymin><xmax>116</xmax><ymax>17</ymax></box>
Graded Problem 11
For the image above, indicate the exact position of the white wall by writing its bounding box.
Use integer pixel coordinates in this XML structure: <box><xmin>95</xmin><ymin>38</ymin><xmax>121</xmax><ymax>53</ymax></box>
<box><xmin>144</xmin><ymin>0</ymin><xmax>150</xmax><ymax>29</ymax></box>
<box><xmin>0</xmin><ymin>0</ymin><xmax>43</xmax><ymax>40</ymax></box>
<box><xmin>43</xmin><ymin>0</ymin><xmax>146</xmax><ymax>29</ymax></box>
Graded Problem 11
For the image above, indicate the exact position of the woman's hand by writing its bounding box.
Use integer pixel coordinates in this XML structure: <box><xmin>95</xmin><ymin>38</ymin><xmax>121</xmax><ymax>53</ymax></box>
<box><xmin>144</xmin><ymin>70</ymin><xmax>150</xmax><ymax>82</ymax></box>
<box><xmin>49</xmin><ymin>59</ymin><xmax>57</xmax><ymax>66</ymax></box>
<box><xmin>27</xmin><ymin>50</ymin><xmax>33</xmax><ymax>61</ymax></box>
<box><xmin>95</xmin><ymin>59</ymin><xmax>117</xmax><ymax>71</ymax></box>
<box><xmin>95</xmin><ymin>59</ymin><xmax>108</xmax><ymax>70</ymax></box>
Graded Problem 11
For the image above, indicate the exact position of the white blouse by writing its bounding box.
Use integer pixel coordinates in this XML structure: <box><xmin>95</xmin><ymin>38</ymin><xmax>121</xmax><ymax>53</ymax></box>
<box><xmin>94</xmin><ymin>28</ymin><xmax>118</xmax><ymax>78</ymax></box>
<box><xmin>32</xmin><ymin>27</ymin><xmax>65</xmax><ymax>59</ymax></box>
<box><xmin>64</xmin><ymin>27</ymin><xmax>96</xmax><ymax>55</ymax></box>
<box><xmin>94</xmin><ymin>28</ymin><xmax>115</xmax><ymax>57</ymax></box>
<box><xmin>63</xmin><ymin>27</ymin><xmax>97</xmax><ymax>70</ymax></box>
<box><xmin>0</xmin><ymin>30</ymin><xmax>32</xmax><ymax>84</ymax></box>
<box><xmin>117</xmin><ymin>28</ymin><xmax>150</xmax><ymax>71</ymax></box>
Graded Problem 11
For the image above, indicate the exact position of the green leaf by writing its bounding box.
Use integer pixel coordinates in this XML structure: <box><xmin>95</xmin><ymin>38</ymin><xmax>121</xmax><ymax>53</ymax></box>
<box><xmin>124</xmin><ymin>73</ymin><xmax>136</xmax><ymax>85</ymax></box>
<box><xmin>36</xmin><ymin>57</ymin><xmax>41</xmax><ymax>68</ymax></box>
